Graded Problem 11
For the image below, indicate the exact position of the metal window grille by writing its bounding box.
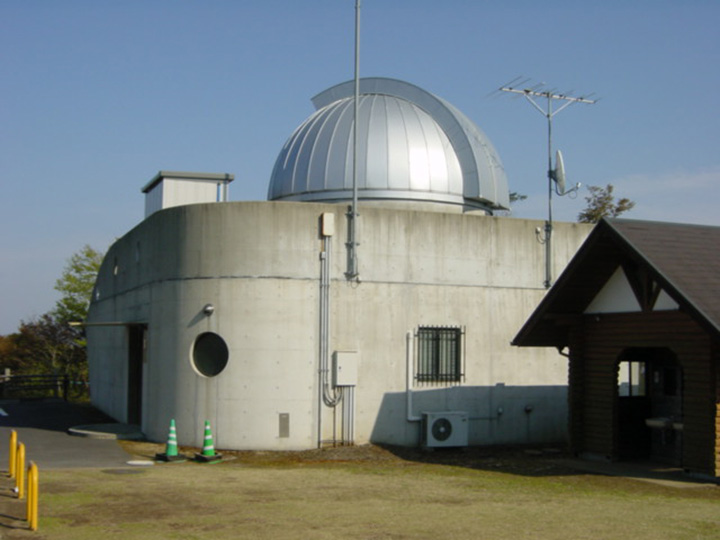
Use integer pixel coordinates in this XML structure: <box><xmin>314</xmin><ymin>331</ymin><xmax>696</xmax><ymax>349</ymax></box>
<box><xmin>415</xmin><ymin>326</ymin><xmax>465</xmax><ymax>385</ymax></box>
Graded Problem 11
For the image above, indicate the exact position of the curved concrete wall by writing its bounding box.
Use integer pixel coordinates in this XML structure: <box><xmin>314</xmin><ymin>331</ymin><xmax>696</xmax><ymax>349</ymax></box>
<box><xmin>87</xmin><ymin>201</ymin><xmax>590</xmax><ymax>450</ymax></box>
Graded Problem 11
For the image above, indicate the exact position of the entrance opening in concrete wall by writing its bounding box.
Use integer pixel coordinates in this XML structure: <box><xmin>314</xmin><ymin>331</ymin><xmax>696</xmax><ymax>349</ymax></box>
<box><xmin>127</xmin><ymin>324</ymin><xmax>147</xmax><ymax>425</ymax></box>
<box><xmin>192</xmin><ymin>332</ymin><xmax>229</xmax><ymax>377</ymax></box>
<box><xmin>616</xmin><ymin>347</ymin><xmax>682</xmax><ymax>464</ymax></box>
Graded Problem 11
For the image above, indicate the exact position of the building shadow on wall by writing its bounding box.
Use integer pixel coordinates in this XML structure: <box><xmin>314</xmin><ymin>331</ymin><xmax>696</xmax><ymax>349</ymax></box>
<box><xmin>368</xmin><ymin>384</ymin><xmax>574</xmax><ymax>477</ymax></box>
<box><xmin>369</xmin><ymin>387</ymin><xmax>714</xmax><ymax>485</ymax></box>
<box><xmin>375</xmin><ymin>443</ymin><xmax>579</xmax><ymax>478</ymax></box>
<box><xmin>370</xmin><ymin>384</ymin><xmax>569</xmax><ymax>448</ymax></box>
<box><xmin>372</xmin><ymin>443</ymin><xmax>717</xmax><ymax>486</ymax></box>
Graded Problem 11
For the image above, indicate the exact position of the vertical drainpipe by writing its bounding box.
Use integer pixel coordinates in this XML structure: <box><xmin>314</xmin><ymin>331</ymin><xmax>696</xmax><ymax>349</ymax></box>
<box><xmin>406</xmin><ymin>331</ymin><xmax>421</xmax><ymax>423</ymax></box>
<box><xmin>319</xmin><ymin>214</ymin><xmax>341</xmax><ymax>447</ymax></box>
<box><xmin>318</xmin><ymin>237</ymin><xmax>329</xmax><ymax>448</ymax></box>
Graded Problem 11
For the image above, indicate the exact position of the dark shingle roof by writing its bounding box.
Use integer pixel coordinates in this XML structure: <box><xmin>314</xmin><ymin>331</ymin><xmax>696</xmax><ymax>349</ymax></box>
<box><xmin>513</xmin><ymin>218</ymin><xmax>720</xmax><ymax>347</ymax></box>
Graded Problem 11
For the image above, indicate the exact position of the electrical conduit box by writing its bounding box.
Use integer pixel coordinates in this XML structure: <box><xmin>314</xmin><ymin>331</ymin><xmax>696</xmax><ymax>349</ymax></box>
<box><xmin>333</xmin><ymin>351</ymin><xmax>358</xmax><ymax>387</ymax></box>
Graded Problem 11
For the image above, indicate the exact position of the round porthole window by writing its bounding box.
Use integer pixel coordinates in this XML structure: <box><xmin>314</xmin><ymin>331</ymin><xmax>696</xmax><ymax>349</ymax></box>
<box><xmin>192</xmin><ymin>332</ymin><xmax>229</xmax><ymax>377</ymax></box>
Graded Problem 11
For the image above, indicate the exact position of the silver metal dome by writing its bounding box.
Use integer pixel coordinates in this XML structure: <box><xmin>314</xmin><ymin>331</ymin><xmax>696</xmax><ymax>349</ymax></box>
<box><xmin>268</xmin><ymin>78</ymin><xmax>509</xmax><ymax>212</ymax></box>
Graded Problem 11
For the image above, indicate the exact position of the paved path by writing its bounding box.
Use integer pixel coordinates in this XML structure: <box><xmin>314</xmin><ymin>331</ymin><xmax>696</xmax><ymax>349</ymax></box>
<box><xmin>0</xmin><ymin>399</ymin><xmax>138</xmax><ymax>469</ymax></box>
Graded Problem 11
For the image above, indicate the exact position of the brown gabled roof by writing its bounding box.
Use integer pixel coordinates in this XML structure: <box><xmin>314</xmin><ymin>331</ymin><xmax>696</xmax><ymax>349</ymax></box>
<box><xmin>513</xmin><ymin>218</ymin><xmax>720</xmax><ymax>348</ymax></box>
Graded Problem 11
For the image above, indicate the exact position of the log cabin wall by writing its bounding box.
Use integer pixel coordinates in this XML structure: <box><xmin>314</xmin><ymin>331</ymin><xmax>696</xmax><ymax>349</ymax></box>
<box><xmin>568</xmin><ymin>310</ymin><xmax>717</xmax><ymax>477</ymax></box>
<box><xmin>568</xmin><ymin>326</ymin><xmax>586</xmax><ymax>456</ymax></box>
<box><xmin>714</xmin><ymin>343</ymin><xmax>720</xmax><ymax>477</ymax></box>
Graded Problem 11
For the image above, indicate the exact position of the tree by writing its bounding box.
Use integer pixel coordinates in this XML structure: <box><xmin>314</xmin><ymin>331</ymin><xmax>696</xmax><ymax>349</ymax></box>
<box><xmin>577</xmin><ymin>184</ymin><xmax>636</xmax><ymax>224</ymax></box>
<box><xmin>53</xmin><ymin>244</ymin><xmax>103</xmax><ymax>324</ymax></box>
<box><xmin>0</xmin><ymin>245</ymin><xmax>104</xmax><ymax>399</ymax></box>
<box><xmin>0</xmin><ymin>334</ymin><xmax>23</xmax><ymax>373</ymax></box>
<box><xmin>12</xmin><ymin>314</ymin><xmax>85</xmax><ymax>377</ymax></box>
<box><xmin>0</xmin><ymin>314</ymin><xmax>88</xmax><ymax>399</ymax></box>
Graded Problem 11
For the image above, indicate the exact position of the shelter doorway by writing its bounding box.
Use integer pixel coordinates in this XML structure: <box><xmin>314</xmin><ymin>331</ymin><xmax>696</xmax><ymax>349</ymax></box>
<box><xmin>616</xmin><ymin>347</ymin><xmax>682</xmax><ymax>464</ymax></box>
<box><xmin>127</xmin><ymin>325</ymin><xmax>147</xmax><ymax>425</ymax></box>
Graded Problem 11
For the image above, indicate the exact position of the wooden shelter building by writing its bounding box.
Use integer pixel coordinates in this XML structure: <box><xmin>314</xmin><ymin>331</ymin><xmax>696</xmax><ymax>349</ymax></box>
<box><xmin>513</xmin><ymin>218</ymin><xmax>720</xmax><ymax>480</ymax></box>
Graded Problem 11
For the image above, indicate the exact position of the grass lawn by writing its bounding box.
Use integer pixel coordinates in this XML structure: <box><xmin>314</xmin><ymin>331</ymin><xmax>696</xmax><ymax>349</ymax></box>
<box><xmin>2</xmin><ymin>443</ymin><xmax>719</xmax><ymax>539</ymax></box>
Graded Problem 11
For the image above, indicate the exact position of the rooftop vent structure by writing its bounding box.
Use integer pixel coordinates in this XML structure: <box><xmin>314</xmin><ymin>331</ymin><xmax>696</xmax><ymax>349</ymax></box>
<box><xmin>142</xmin><ymin>171</ymin><xmax>234</xmax><ymax>218</ymax></box>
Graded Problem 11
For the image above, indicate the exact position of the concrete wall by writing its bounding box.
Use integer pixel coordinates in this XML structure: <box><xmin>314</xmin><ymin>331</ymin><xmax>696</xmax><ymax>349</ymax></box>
<box><xmin>87</xmin><ymin>201</ymin><xmax>591</xmax><ymax>450</ymax></box>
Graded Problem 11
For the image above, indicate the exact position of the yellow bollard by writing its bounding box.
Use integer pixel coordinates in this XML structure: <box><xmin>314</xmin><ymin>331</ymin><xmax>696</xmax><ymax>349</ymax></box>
<box><xmin>27</xmin><ymin>461</ymin><xmax>38</xmax><ymax>531</ymax></box>
<box><xmin>9</xmin><ymin>430</ymin><xmax>17</xmax><ymax>478</ymax></box>
<box><xmin>15</xmin><ymin>442</ymin><xmax>25</xmax><ymax>499</ymax></box>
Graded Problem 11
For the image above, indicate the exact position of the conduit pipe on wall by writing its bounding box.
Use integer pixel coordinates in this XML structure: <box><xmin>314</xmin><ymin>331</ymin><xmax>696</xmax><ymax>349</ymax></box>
<box><xmin>342</xmin><ymin>386</ymin><xmax>355</xmax><ymax>443</ymax></box>
<box><xmin>405</xmin><ymin>330</ymin><xmax>502</xmax><ymax>424</ymax></box>
<box><xmin>406</xmin><ymin>331</ymin><xmax>422</xmax><ymax>423</ymax></box>
<box><xmin>318</xmin><ymin>232</ymin><xmax>342</xmax><ymax>448</ymax></box>
<box><xmin>469</xmin><ymin>411</ymin><xmax>503</xmax><ymax>421</ymax></box>
<box><xmin>320</xmin><ymin>236</ymin><xmax>341</xmax><ymax>408</ymax></box>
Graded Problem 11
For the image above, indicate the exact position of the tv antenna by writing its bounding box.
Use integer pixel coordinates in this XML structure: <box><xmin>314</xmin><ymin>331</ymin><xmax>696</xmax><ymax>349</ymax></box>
<box><xmin>499</xmin><ymin>77</ymin><xmax>597</xmax><ymax>288</ymax></box>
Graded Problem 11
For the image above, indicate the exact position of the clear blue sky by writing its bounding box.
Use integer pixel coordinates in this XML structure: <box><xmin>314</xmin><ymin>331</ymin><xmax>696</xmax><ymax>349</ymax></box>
<box><xmin>2</xmin><ymin>1</ymin><xmax>719</xmax><ymax>334</ymax></box>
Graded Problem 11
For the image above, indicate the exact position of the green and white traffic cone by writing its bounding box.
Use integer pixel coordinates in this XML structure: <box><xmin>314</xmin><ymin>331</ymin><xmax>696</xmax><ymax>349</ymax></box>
<box><xmin>195</xmin><ymin>420</ymin><xmax>222</xmax><ymax>462</ymax></box>
<box><xmin>155</xmin><ymin>419</ymin><xmax>186</xmax><ymax>462</ymax></box>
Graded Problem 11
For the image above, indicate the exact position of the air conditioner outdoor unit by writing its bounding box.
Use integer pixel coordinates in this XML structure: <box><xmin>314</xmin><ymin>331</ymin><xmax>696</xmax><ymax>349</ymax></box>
<box><xmin>422</xmin><ymin>411</ymin><xmax>469</xmax><ymax>448</ymax></box>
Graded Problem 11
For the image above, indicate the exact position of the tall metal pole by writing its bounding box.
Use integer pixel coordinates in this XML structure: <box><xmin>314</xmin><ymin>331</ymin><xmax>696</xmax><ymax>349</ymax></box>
<box><xmin>346</xmin><ymin>0</ymin><xmax>361</xmax><ymax>280</ymax></box>
<box><xmin>545</xmin><ymin>96</ymin><xmax>553</xmax><ymax>289</ymax></box>
<box><xmin>499</xmin><ymin>82</ymin><xmax>596</xmax><ymax>288</ymax></box>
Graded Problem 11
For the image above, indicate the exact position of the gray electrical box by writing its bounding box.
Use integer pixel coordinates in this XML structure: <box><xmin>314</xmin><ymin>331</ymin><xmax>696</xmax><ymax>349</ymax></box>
<box><xmin>332</xmin><ymin>351</ymin><xmax>358</xmax><ymax>387</ymax></box>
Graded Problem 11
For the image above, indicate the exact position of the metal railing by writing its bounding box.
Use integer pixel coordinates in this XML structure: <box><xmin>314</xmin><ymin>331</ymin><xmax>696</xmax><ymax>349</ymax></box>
<box><xmin>0</xmin><ymin>374</ymin><xmax>70</xmax><ymax>400</ymax></box>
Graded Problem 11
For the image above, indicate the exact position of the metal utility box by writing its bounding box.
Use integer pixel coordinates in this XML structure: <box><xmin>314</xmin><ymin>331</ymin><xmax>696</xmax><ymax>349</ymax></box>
<box><xmin>321</xmin><ymin>212</ymin><xmax>335</xmax><ymax>237</ymax></box>
<box><xmin>332</xmin><ymin>351</ymin><xmax>358</xmax><ymax>387</ymax></box>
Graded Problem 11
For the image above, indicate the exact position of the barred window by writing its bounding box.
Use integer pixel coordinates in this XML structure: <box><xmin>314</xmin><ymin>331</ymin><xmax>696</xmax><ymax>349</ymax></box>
<box><xmin>415</xmin><ymin>326</ymin><xmax>464</xmax><ymax>384</ymax></box>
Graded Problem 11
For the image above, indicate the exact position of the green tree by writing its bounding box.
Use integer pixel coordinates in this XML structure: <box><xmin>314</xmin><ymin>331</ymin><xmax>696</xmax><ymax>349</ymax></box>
<box><xmin>509</xmin><ymin>191</ymin><xmax>528</xmax><ymax>204</ymax></box>
<box><xmin>0</xmin><ymin>314</ymin><xmax>88</xmax><ymax>399</ymax></box>
<box><xmin>0</xmin><ymin>245</ymin><xmax>103</xmax><ymax>399</ymax></box>
<box><xmin>0</xmin><ymin>334</ymin><xmax>23</xmax><ymax>372</ymax></box>
<box><xmin>577</xmin><ymin>184</ymin><xmax>636</xmax><ymax>224</ymax></box>
<box><xmin>53</xmin><ymin>244</ymin><xmax>103</xmax><ymax>324</ymax></box>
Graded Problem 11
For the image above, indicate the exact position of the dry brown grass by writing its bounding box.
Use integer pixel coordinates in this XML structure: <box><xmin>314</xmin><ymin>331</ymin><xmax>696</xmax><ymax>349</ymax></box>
<box><xmin>1</xmin><ymin>443</ymin><xmax>718</xmax><ymax>540</ymax></box>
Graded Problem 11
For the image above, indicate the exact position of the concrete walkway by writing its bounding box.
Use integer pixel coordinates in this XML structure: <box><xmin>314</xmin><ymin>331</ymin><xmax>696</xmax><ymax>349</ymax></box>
<box><xmin>557</xmin><ymin>456</ymin><xmax>718</xmax><ymax>489</ymax></box>
<box><xmin>0</xmin><ymin>399</ymin><xmax>144</xmax><ymax>469</ymax></box>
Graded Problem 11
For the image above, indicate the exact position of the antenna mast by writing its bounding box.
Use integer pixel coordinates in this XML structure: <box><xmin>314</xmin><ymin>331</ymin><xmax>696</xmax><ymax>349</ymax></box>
<box><xmin>346</xmin><ymin>0</ymin><xmax>361</xmax><ymax>280</ymax></box>
<box><xmin>499</xmin><ymin>78</ymin><xmax>596</xmax><ymax>288</ymax></box>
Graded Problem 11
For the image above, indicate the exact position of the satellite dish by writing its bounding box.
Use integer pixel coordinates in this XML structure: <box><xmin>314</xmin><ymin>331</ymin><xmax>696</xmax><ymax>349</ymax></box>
<box><xmin>552</xmin><ymin>149</ymin><xmax>566</xmax><ymax>195</ymax></box>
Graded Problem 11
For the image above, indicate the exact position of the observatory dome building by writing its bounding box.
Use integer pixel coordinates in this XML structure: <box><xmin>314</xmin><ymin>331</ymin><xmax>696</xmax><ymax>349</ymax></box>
<box><xmin>86</xmin><ymin>78</ymin><xmax>590</xmax><ymax>453</ymax></box>
<box><xmin>268</xmin><ymin>78</ymin><xmax>509</xmax><ymax>213</ymax></box>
